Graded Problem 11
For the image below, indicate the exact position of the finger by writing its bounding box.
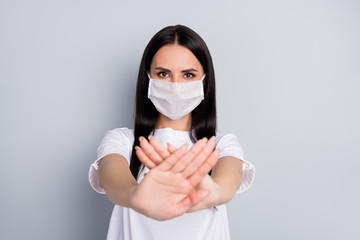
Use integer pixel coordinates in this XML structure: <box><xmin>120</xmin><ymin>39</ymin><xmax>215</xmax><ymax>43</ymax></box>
<box><xmin>176</xmin><ymin>189</ymin><xmax>209</xmax><ymax>214</ymax></box>
<box><xmin>167</xmin><ymin>143</ymin><xmax>177</xmax><ymax>153</ymax></box>
<box><xmin>188</xmin><ymin>149</ymin><xmax>220</xmax><ymax>187</ymax></box>
<box><xmin>139</xmin><ymin>136</ymin><xmax>163</xmax><ymax>165</ymax></box>
<box><xmin>157</xmin><ymin>144</ymin><xmax>188</xmax><ymax>171</ymax></box>
<box><xmin>135</xmin><ymin>146</ymin><xmax>156</xmax><ymax>169</ymax></box>
<box><xmin>149</xmin><ymin>136</ymin><xmax>171</xmax><ymax>160</ymax></box>
<box><xmin>181</xmin><ymin>137</ymin><xmax>216</xmax><ymax>178</ymax></box>
<box><xmin>170</xmin><ymin>138</ymin><xmax>208</xmax><ymax>173</ymax></box>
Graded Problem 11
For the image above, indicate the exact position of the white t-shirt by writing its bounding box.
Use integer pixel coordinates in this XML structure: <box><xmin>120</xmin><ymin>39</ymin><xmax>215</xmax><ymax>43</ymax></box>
<box><xmin>89</xmin><ymin>128</ymin><xmax>255</xmax><ymax>240</ymax></box>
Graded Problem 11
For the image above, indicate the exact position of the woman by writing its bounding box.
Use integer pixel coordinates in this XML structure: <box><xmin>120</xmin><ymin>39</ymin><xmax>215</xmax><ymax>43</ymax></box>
<box><xmin>89</xmin><ymin>25</ymin><xmax>255</xmax><ymax>240</ymax></box>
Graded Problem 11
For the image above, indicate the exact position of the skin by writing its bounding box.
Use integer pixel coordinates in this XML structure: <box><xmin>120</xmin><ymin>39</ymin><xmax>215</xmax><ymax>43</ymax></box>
<box><xmin>99</xmin><ymin>43</ymin><xmax>243</xmax><ymax>220</ymax></box>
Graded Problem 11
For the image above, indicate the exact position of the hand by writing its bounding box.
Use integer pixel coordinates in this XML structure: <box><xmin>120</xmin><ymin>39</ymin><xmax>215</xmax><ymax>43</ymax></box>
<box><xmin>135</xmin><ymin>136</ymin><xmax>222</xmax><ymax>213</ymax></box>
<box><xmin>167</xmin><ymin>141</ymin><xmax>222</xmax><ymax>212</ymax></box>
<box><xmin>130</xmin><ymin>138</ymin><xmax>219</xmax><ymax>221</ymax></box>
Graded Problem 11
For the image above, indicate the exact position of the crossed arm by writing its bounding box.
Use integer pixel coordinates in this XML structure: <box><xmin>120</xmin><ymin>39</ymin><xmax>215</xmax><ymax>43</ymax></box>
<box><xmin>98</xmin><ymin>136</ymin><xmax>243</xmax><ymax>221</ymax></box>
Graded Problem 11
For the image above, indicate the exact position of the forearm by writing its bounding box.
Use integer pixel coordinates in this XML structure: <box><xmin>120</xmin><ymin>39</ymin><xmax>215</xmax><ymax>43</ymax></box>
<box><xmin>99</xmin><ymin>154</ymin><xmax>138</xmax><ymax>208</ymax></box>
<box><xmin>211</xmin><ymin>156</ymin><xmax>243</xmax><ymax>205</ymax></box>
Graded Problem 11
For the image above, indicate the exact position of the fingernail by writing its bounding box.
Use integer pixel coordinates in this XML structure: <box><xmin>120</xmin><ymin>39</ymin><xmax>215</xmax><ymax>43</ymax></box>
<box><xmin>210</xmin><ymin>136</ymin><xmax>216</xmax><ymax>142</ymax></box>
<box><xmin>139</xmin><ymin>136</ymin><xmax>145</xmax><ymax>142</ymax></box>
<box><xmin>148</xmin><ymin>135</ymin><xmax>153</xmax><ymax>140</ymax></box>
<box><xmin>135</xmin><ymin>146</ymin><xmax>140</xmax><ymax>150</ymax></box>
<box><xmin>202</xmin><ymin>137</ymin><xmax>208</xmax><ymax>142</ymax></box>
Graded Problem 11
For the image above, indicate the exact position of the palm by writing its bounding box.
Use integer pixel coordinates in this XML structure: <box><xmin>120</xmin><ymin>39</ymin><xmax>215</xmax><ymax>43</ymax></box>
<box><xmin>186</xmin><ymin>174</ymin><xmax>220</xmax><ymax>212</ymax></box>
<box><xmin>131</xmin><ymin>167</ymin><xmax>204</xmax><ymax>220</ymax></box>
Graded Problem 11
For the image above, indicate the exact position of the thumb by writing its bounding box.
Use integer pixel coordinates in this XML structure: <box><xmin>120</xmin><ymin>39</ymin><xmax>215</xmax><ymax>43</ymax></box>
<box><xmin>176</xmin><ymin>189</ymin><xmax>209</xmax><ymax>214</ymax></box>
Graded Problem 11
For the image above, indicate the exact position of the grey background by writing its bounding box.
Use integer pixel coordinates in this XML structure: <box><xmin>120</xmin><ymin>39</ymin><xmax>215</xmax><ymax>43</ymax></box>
<box><xmin>1</xmin><ymin>0</ymin><xmax>359</xmax><ymax>239</ymax></box>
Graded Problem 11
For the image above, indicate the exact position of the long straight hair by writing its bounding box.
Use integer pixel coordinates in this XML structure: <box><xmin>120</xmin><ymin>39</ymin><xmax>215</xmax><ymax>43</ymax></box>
<box><xmin>130</xmin><ymin>25</ymin><xmax>217</xmax><ymax>179</ymax></box>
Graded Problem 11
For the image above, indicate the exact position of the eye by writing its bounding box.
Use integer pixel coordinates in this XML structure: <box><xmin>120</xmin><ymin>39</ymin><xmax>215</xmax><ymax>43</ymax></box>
<box><xmin>157</xmin><ymin>72</ymin><xmax>169</xmax><ymax>78</ymax></box>
<box><xmin>184</xmin><ymin>73</ymin><xmax>195</xmax><ymax>78</ymax></box>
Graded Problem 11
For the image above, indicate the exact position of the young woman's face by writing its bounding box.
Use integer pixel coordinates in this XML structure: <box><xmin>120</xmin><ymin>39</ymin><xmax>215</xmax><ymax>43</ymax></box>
<box><xmin>149</xmin><ymin>44</ymin><xmax>204</xmax><ymax>82</ymax></box>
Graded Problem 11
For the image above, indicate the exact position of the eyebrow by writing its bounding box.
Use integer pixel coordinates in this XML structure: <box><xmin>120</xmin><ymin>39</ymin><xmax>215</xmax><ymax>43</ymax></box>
<box><xmin>154</xmin><ymin>67</ymin><xmax>171</xmax><ymax>72</ymax></box>
<box><xmin>181</xmin><ymin>68</ymin><xmax>198</xmax><ymax>73</ymax></box>
<box><xmin>154</xmin><ymin>67</ymin><xmax>199</xmax><ymax>73</ymax></box>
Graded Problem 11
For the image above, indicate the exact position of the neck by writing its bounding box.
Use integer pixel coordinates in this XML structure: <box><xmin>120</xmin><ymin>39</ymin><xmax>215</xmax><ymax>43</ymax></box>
<box><xmin>156</xmin><ymin>113</ymin><xmax>192</xmax><ymax>131</ymax></box>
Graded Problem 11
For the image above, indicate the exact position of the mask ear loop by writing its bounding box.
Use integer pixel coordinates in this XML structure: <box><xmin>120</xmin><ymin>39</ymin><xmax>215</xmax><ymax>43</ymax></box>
<box><xmin>147</xmin><ymin>72</ymin><xmax>152</xmax><ymax>80</ymax></box>
<box><xmin>201</xmin><ymin>74</ymin><xmax>206</xmax><ymax>86</ymax></box>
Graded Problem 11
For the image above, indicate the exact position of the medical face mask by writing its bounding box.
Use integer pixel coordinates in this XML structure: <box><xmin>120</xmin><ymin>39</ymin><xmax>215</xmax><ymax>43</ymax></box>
<box><xmin>147</xmin><ymin>73</ymin><xmax>205</xmax><ymax>120</ymax></box>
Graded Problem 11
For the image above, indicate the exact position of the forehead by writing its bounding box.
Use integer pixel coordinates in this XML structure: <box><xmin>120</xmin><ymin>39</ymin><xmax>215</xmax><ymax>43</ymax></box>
<box><xmin>151</xmin><ymin>44</ymin><xmax>203</xmax><ymax>71</ymax></box>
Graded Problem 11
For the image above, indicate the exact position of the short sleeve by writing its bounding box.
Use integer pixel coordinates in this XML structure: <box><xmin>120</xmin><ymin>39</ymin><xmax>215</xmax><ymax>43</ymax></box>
<box><xmin>88</xmin><ymin>128</ymin><xmax>134</xmax><ymax>194</ymax></box>
<box><xmin>216</xmin><ymin>133</ymin><xmax>255</xmax><ymax>194</ymax></box>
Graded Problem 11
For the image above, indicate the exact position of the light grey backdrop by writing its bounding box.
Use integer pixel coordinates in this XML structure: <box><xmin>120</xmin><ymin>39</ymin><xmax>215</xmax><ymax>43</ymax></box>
<box><xmin>1</xmin><ymin>0</ymin><xmax>359</xmax><ymax>239</ymax></box>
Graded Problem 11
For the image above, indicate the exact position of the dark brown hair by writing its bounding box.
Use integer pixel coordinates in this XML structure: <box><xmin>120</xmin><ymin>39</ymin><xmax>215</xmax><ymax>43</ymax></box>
<box><xmin>130</xmin><ymin>25</ymin><xmax>217</xmax><ymax>179</ymax></box>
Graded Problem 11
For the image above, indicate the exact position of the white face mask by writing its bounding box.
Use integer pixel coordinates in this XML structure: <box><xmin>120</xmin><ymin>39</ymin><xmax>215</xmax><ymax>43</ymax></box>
<box><xmin>147</xmin><ymin>73</ymin><xmax>205</xmax><ymax>120</ymax></box>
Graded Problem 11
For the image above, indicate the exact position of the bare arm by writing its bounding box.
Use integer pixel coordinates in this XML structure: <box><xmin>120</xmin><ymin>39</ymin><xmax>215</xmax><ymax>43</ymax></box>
<box><xmin>98</xmin><ymin>153</ymin><xmax>138</xmax><ymax>208</ymax></box>
<box><xmin>211</xmin><ymin>156</ymin><xmax>243</xmax><ymax>204</ymax></box>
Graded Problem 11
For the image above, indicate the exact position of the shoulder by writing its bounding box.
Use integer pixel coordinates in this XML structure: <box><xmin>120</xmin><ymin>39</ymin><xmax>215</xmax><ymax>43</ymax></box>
<box><xmin>215</xmin><ymin>132</ymin><xmax>242</xmax><ymax>146</ymax></box>
<box><xmin>100</xmin><ymin>127</ymin><xmax>134</xmax><ymax>144</ymax></box>
<box><xmin>96</xmin><ymin>127</ymin><xmax>135</xmax><ymax>163</ymax></box>
<box><xmin>104</xmin><ymin>127</ymin><xmax>134</xmax><ymax>140</ymax></box>
<box><xmin>215</xmin><ymin>132</ymin><xmax>245</xmax><ymax>160</ymax></box>
<box><xmin>97</xmin><ymin>127</ymin><xmax>135</xmax><ymax>154</ymax></box>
